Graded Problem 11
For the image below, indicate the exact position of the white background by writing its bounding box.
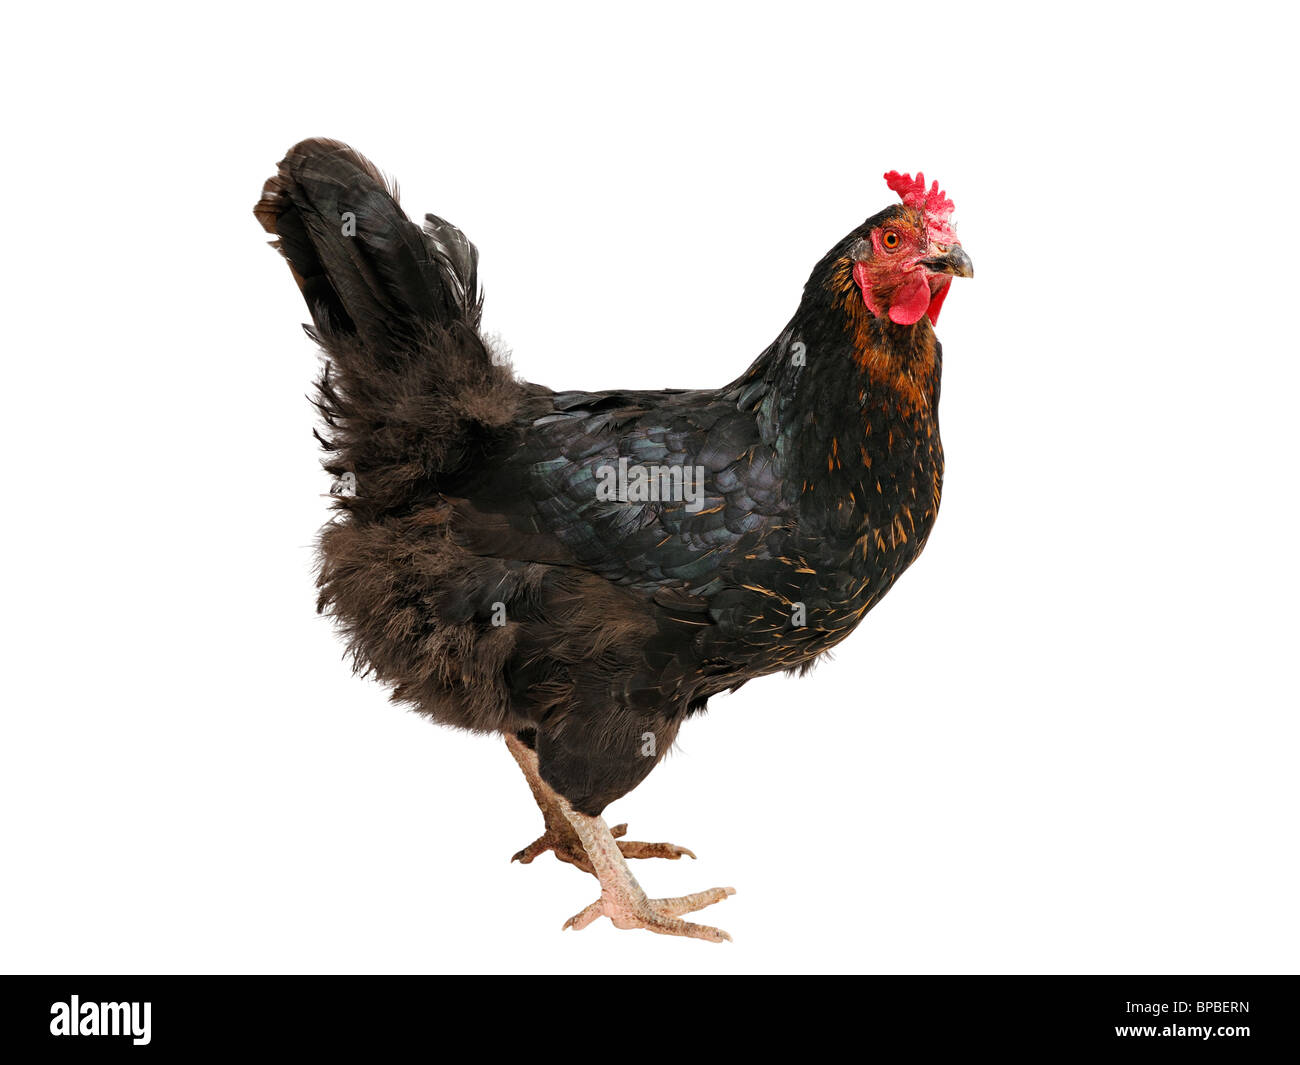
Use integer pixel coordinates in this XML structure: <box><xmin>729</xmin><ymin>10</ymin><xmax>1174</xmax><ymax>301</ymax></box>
<box><xmin>2</xmin><ymin>1</ymin><xmax>1296</xmax><ymax>975</ymax></box>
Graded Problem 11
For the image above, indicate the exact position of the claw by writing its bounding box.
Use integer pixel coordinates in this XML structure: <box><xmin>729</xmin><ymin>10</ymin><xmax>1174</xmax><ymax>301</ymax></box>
<box><xmin>510</xmin><ymin>836</ymin><xmax>552</xmax><ymax>865</ymax></box>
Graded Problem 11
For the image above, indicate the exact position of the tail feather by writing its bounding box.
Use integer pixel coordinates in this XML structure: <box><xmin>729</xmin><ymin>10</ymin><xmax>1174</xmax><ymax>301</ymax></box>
<box><xmin>255</xmin><ymin>138</ymin><xmax>481</xmax><ymax>346</ymax></box>
<box><xmin>256</xmin><ymin>139</ymin><xmax>518</xmax><ymax>517</ymax></box>
<box><xmin>423</xmin><ymin>212</ymin><xmax>482</xmax><ymax>327</ymax></box>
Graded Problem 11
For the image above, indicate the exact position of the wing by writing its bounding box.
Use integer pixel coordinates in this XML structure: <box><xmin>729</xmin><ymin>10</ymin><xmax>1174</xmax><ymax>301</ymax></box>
<box><xmin>447</xmin><ymin>387</ymin><xmax>792</xmax><ymax>596</ymax></box>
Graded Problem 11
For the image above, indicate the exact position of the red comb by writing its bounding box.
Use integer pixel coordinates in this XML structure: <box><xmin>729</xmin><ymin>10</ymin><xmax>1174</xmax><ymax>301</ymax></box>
<box><xmin>884</xmin><ymin>171</ymin><xmax>956</xmax><ymax>242</ymax></box>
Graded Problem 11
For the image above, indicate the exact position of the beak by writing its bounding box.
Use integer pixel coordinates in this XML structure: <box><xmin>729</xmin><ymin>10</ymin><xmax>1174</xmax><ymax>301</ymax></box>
<box><xmin>921</xmin><ymin>243</ymin><xmax>974</xmax><ymax>278</ymax></box>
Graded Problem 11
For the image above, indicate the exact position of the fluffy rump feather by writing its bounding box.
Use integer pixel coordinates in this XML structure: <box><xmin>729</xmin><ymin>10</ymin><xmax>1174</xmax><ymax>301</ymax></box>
<box><xmin>308</xmin><ymin>323</ymin><xmax>518</xmax><ymax>519</ymax></box>
<box><xmin>315</xmin><ymin>507</ymin><xmax>676</xmax><ymax>813</ymax></box>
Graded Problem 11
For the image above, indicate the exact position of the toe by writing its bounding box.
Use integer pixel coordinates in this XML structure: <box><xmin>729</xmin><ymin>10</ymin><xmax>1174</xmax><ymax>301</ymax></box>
<box><xmin>512</xmin><ymin>833</ymin><xmax>596</xmax><ymax>874</ymax></box>
<box><xmin>618</xmin><ymin>840</ymin><xmax>697</xmax><ymax>861</ymax></box>
<box><xmin>511</xmin><ymin>835</ymin><xmax>550</xmax><ymax>864</ymax></box>
<box><xmin>563</xmin><ymin>900</ymin><xmax>604</xmax><ymax>932</ymax></box>
<box><xmin>678</xmin><ymin>920</ymin><xmax>732</xmax><ymax>943</ymax></box>
<box><xmin>613</xmin><ymin>909</ymin><xmax>732</xmax><ymax>942</ymax></box>
<box><xmin>654</xmin><ymin>886</ymin><xmax>736</xmax><ymax>917</ymax></box>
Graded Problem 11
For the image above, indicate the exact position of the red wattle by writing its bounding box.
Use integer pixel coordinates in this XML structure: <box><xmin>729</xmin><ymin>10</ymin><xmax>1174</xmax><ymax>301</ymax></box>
<box><xmin>927</xmin><ymin>277</ymin><xmax>952</xmax><ymax>324</ymax></box>
<box><xmin>888</xmin><ymin>272</ymin><xmax>931</xmax><ymax>325</ymax></box>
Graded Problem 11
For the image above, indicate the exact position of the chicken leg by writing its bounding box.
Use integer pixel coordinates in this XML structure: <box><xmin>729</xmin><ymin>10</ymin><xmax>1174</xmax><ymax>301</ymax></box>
<box><xmin>505</xmin><ymin>733</ymin><xmax>694</xmax><ymax>873</ymax></box>
<box><xmin>556</xmin><ymin>795</ymin><xmax>735</xmax><ymax>942</ymax></box>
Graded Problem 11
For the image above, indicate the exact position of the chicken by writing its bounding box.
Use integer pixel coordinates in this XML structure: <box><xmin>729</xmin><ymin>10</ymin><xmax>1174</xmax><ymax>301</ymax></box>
<box><xmin>255</xmin><ymin>139</ymin><xmax>972</xmax><ymax>941</ymax></box>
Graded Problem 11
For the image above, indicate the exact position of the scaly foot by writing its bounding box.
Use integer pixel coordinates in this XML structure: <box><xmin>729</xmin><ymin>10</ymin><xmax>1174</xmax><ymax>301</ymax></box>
<box><xmin>554</xmin><ymin>795</ymin><xmax>736</xmax><ymax>943</ymax></box>
<box><xmin>506</xmin><ymin>735</ymin><xmax>734</xmax><ymax>941</ymax></box>
<box><xmin>564</xmin><ymin>885</ymin><xmax>736</xmax><ymax>942</ymax></box>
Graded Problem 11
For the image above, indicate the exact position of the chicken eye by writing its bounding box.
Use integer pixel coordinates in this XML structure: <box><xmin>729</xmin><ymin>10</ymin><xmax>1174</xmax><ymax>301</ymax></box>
<box><xmin>882</xmin><ymin>230</ymin><xmax>900</xmax><ymax>250</ymax></box>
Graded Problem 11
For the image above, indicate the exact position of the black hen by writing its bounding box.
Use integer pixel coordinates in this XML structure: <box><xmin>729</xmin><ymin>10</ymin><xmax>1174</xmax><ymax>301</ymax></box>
<box><xmin>255</xmin><ymin>139</ymin><xmax>972</xmax><ymax>941</ymax></box>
